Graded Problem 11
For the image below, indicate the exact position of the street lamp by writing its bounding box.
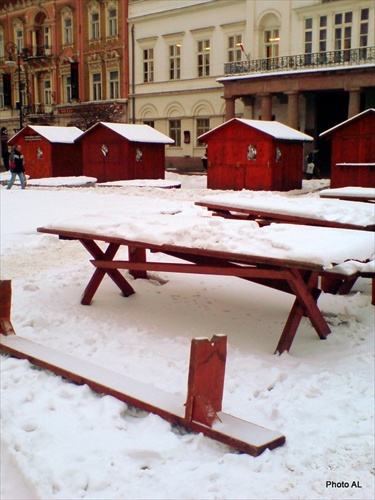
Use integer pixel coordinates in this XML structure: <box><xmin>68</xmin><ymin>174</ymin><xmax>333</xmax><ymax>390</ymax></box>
<box><xmin>5</xmin><ymin>41</ymin><xmax>24</xmax><ymax>131</ymax></box>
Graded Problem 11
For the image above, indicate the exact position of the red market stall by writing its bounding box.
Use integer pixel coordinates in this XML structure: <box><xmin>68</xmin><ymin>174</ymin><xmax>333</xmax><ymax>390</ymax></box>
<box><xmin>8</xmin><ymin>126</ymin><xmax>83</xmax><ymax>179</ymax></box>
<box><xmin>320</xmin><ymin>108</ymin><xmax>375</xmax><ymax>188</ymax></box>
<box><xmin>198</xmin><ymin>118</ymin><xmax>312</xmax><ymax>191</ymax></box>
<box><xmin>76</xmin><ymin>122</ymin><xmax>174</xmax><ymax>183</ymax></box>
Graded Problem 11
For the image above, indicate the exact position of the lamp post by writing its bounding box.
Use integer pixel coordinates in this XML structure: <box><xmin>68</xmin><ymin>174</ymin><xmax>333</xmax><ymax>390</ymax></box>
<box><xmin>5</xmin><ymin>41</ymin><xmax>24</xmax><ymax>131</ymax></box>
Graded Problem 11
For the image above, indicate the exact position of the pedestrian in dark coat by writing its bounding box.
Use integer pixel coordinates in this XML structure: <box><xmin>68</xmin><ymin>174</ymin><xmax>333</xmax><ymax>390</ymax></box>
<box><xmin>6</xmin><ymin>145</ymin><xmax>26</xmax><ymax>190</ymax></box>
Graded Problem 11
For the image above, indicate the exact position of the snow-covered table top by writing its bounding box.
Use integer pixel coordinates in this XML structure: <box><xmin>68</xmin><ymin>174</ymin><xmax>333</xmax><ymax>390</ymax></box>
<box><xmin>40</xmin><ymin>212</ymin><xmax>374</xmax><ymax>270</ymax></box>
<box><xmin>319</xmin><ymin>186</ymin><xmax>375</xmax><ymax>202</ymax></box>
<box><xmin>196</xmin><ymin>192</ymin><xmax>374</xmax><ymax>229</ymax></box>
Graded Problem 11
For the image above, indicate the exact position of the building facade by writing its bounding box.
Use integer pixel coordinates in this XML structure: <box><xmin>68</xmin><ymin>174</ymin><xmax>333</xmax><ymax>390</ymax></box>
<box><xmin>1</xmin><ymin>0</ymin><xmax>374</xmax><ymax>175</ymax></box>
<box><xmin>0</xmin><ymin>0</ymin><xmax>129</xmax><ymax>162</ymax></box>
<box><xmin>129</xmin><ymin>0</ymin><xmax>374</xmax><ymax>173</ymax></box>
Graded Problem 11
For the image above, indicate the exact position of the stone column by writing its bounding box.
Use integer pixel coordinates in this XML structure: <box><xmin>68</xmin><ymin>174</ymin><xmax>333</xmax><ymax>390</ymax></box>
<box><xmin>259</xmin><ymin>93</ymin><xmax>272</xmax><ymax>120</ymax></box>
<box><xmin>223</xmin><ymin>97</ymin><xmax>236</xmax><ymax>121</ymax></box>
<box><xmin>348</xmin><ymin>88</ymin><xmax>361</xmax><ymax>118</ymax></box>
<box><xmin>285</xmin><ymin>91</ymin><xmax>299</xmax><ymax>130</ymax></box>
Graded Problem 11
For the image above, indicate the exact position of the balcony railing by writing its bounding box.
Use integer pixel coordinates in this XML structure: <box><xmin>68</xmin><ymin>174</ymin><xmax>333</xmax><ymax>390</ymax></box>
<box><xmin>224</xmin><ymin>46</ymin><xmax>375</xmax><ymax>76</ymax></box>
<box><xmin>22</xmin><ymin>45</ymin><xmax>53</xmax><ymax>59</ymax></box>
<box><xmin>23</xmin><ymin>103</ymin><xmax>54</xmax><ymax>116</ymax></box>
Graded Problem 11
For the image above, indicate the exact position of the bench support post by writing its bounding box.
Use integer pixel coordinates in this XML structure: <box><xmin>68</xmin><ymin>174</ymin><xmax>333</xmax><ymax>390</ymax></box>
<box><xmin>0</xmin><ymin>280</ymin><xmax>16</xmax><ymax>336</ymax></box>
<box><xmin>185</xmin><ymin>335</ymin><xmax>226</xmax><ymax>427</ymax></box>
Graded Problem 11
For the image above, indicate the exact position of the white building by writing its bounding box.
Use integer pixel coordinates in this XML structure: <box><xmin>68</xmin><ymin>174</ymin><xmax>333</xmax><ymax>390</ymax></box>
<box><xmin>129</xmin><ymin>0</ymin><xmax>375</xmax><ymax>174</ymax></box>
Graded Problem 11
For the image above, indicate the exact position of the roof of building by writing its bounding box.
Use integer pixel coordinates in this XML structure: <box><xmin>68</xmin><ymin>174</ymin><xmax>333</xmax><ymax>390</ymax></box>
<box><xmin>10</xmin><ymin>125</ymin><xmax>84</xmax><ymax>144</ymax></box>
<box><xmin>319</xmin><ymin>108</ymin><xmax>375</xmax><ymax>138</ymax></box>
<box><xmin>78</xmin><ymin>122</ymin><xmax>175</xmax><ymax>144</ymax></box>
<box><xmin>198</xmin><ymin>118</ymin><xmax>313</xmax><ymax>142</ymax></box>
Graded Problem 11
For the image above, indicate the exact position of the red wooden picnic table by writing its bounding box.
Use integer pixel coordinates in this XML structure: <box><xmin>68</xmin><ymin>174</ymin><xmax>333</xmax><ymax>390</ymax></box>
<box><xmin>37</xmin><ymin>217</ymin><xmax>373</xmax><ymax>354</ymax></box>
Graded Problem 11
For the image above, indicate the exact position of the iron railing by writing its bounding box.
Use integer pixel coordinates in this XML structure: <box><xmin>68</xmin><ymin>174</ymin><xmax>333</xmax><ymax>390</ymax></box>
<box><xmin>224</xmin><ymin>46</ymin><xmax>375</xmax><ymax>76</ymax></box>
<box><xmin>23</xmin><ymin>103</ymin><xmax>54</xmax><ymax>116</ymax></box>
<box><xmin>22</xmin><ymin>45</ymin><xmax>53</xmax><ymax>59</ymax></box>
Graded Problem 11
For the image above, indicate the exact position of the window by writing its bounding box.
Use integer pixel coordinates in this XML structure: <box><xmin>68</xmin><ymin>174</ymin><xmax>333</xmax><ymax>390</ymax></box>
<box><xmin>227</xmin><ymin>35</ymin><xmax>242</xmax><ymax>62</ymax></box>
<box><xmin>107</xmin><ymin>8</ymin><xmax>117</xmax><ymax>37</ymax></box>
<box><xmin>334</xmin><ymin>11</ymin><xmax>352</xmax><ymax>61</ymax></box>
<box><xmin>264</xmin><ymin>29</ymin><xmax>279</xmax><ymax>58</ymax></box>
<box><xmin>319</xmin><ymin>16</ymin><xmax>327</xmax><ymax>53</ymax></box>
<box><xmin>143</xmin><ymin>121</ymin><xmax>155</xmax><ymax>128</ymax></box>
<box><xmin>169</xmin><ymin>44</ymin><xmax>181</xmax><ymax>80</ymax></box>
<box><xmin>0</xmin><ymin>30</ymin><xmax>4</xmax><ymax>58</ymax></box>
<box><xmin>44</xmin><ymin>26</ymin><xmax>50</xmax><ymax>48</ymax></box>
<box><xmin>359</xmin><ymin>8</ymin><xmax>369</xmax><ymax>58</ymax></box>
<box><xmin>197</xmin><ymin>39</ymin><xmax>210</xmax><ymax>77</ymax></box>
<box><xmin>92</xmin><ymin>73</ymin><xmax>101</xmax><ymax>100</ymax></box>
<box><xmin>64</xmin><ymin>18</ymin><xmax>73</xmax><ymax>45</ymax></box>
<box><xmin>169</xmin><ymin>120</ymin><xmax>181</xmax><ymax>147</ymax></box>
<box><xmin>91</xmin><ymin>12</ymin><xmax>100</xmax><ymax>40</ymax></box>
<box><xmin>44</xmin><ymin>80</ymin><xmax>51</xmax><ymax>105</ymax></box>
<box><xmin>304</xmin><ymin>19</ymin><xmax>313</xmax><ymax>54</ymax></box>
<box><xmin>16</xmin><ymin>29</ymin><xmax>23</xmax><ymax>51</ymax></box>
<box><xmin>143</xmin><ymin>48</ymin><xmax>154</xmax><ymax>83</ymax></box>
<box><xmin>109</xmin><ymin>70</ymin><xmax>119</xmax><ymax>99</ymax></box>
<box><xmin>65</xmin><ymin>76</ymin><xmax>72</xmax><ymax>103</ymax></box>
<box><xmin>196</xmin><ymin>118</ymin><xmax>210</xmax><ymax>145</ymax></box>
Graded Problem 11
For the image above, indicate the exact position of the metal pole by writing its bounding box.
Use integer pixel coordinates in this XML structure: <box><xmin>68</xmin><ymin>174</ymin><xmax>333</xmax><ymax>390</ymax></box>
<box><xmin>17</xmin><ymin>53</ymin><xmax>23</xmax><ymax>130</ymax></box>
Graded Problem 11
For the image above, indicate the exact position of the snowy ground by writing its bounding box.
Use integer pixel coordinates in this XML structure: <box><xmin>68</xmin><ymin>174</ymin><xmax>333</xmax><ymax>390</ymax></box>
<box><xmin>1</xmin><ymin>173</ymin><xmax>374</xmax><ymax>500</ymax></box>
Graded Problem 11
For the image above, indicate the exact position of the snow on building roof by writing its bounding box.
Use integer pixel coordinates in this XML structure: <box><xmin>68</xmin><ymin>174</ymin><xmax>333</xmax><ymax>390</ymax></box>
<box><xmin>319</xmin><ymin>108</ymin><xmax>375</xmax><ymax>138</ymax></box>
<box><xmin>198</xmin><ymin>118</ymin><xmax>313</xmax><ymax>142</ymax></box>
<box><xmin>81</xmin><ymin>122</ymin><xmax>174</xmax><ymax>144</ymax></box>
<box><xmin>28</xmin><ymin>126</ymin><xmax>83</xmax><ymax>143</ymax></box>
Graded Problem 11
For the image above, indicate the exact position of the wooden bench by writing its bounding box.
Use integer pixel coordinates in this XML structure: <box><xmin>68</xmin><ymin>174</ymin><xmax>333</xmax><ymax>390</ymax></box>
<box><xmin>319</xmin><ymin>186</ymin><xmax>375</xmax><ymax>203</ymax></box>
<box><xmin>37</xmin><ymin>215</ymin><xmax>374</xmax><ymax>353</ymax></box>
<box><xmin>195</xmin><ymin>195</ymin><xmax>375</xmax><ymax>231</ymax></box>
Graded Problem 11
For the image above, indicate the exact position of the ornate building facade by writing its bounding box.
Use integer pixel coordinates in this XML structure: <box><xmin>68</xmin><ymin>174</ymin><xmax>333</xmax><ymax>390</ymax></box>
<box><xmin>0</xmin><ymin>0</ymin><xmax>128</xmax><ymax>160</ymax></box>
<box><xmin>1</xmin><ymin>0</ymin><xmax>374</xmax><ymax>174</ymax></box>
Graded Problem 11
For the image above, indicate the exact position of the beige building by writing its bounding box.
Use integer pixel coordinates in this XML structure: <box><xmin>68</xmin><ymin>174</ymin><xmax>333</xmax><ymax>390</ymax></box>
<box><xmin>129</xmin><ymin>0</ymin><xmax>375</xmax><ymax>173</ymax></box>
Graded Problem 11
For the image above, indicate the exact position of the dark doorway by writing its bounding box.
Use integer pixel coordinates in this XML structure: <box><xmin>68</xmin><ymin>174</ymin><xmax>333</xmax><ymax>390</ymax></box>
<box><xmin>316</xmin><ymin>91</ymin><xmax>349</xmax><ymax>177</ymax></box>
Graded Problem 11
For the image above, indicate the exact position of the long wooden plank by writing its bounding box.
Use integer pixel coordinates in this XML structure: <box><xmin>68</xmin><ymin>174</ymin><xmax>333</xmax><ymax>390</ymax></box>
<box><xmin>0</xmin><ymin>334</ymin><xmax>285</xmax><ymax>456</ymax></box>
<box><xmin>196</xmin><ymin>202</ymin><xmax>374</xmax><ymax>231</ymax></box>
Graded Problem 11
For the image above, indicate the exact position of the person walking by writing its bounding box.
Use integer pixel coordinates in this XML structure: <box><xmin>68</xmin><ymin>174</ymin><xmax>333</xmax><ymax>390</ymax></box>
<box><xmin>6</xmin><ymin>145</ymin><xmax>26</xmax><ymax>190</ymax></box>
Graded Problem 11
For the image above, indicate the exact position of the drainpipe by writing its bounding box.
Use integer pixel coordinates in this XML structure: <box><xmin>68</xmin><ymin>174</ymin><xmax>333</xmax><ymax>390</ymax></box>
<box><xmin>131</xmin><ymin>24</ymin><xmax>135</xmax><ymax>124</ymax></box>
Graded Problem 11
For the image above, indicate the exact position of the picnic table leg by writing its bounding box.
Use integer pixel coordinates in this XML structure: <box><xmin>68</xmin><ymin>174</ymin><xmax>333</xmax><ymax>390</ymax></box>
<box><xmin>275</xmin><ymin>270</ymin><xmax>330</xmax><ymax>354</ymax></box>
<box><xmin>80</xmin><ymin>240</ymin><xmax>135</xmax><ymax>305</ymax></box>
<box><xmin>128</xmin><ymin>246</ymin><xmax>148</xmax><ymax>279</ymax></box>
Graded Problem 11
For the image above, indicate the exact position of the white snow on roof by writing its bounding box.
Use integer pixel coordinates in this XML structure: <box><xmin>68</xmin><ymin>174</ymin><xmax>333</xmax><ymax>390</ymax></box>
<box><xmin>319</xmin><ymin>108</ymin><xmax>375</xmax><ymax>138</ymax></box>
<box><xmin>28</xmin><ymin>126</ymin><xmax>83</xmax><ymax>143</ymax></box>
<box><xmin>98</xmin><ymin>123</ymin><xmax>174</xmax><ymax>144</ymax></box>
<box><xmin>200</xmin><ymin>118</ymin><xmax>313</xmax><ymax>142</ymax></box>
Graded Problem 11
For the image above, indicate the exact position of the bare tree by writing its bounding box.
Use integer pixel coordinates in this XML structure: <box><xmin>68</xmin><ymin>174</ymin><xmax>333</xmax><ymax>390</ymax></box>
<box><xmin>69</xmin><ymin>102</ymin><xmax>126</xmax><ymax>130</ymax></box>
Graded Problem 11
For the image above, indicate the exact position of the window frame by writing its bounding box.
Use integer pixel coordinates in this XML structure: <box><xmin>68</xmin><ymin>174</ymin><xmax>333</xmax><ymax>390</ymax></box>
<box><xmin>143</xmin><ymin>48</ymin><xmax>154</xmax><ymax>83</ymax></box>
<box><xmin>92</xmin><ymin>72</ymin><xmax>102</xmax><ymax>101</ymax></box>
<box><xmin>197</xmin><ymin>39</ymin><xmax>210</xmax><ymax>77</ymax></box>
<box><xmin>169</xmin><ymin>119</ymin><xmax>181</xmax><ymax>147</ymax></box>
<box><xmin>107</xmin><ymin>7</ymin><xmax>117</xmax><ymax>37</ymax></box>
<box><xmin>108</xmin><ymin>70</ymin><xmax>119</xmax><ymax>99</ymax></box>
<box><xmin>169</xmin><ymin>43</ymin><xmax>181</xmax><ymax>80</ymax></box>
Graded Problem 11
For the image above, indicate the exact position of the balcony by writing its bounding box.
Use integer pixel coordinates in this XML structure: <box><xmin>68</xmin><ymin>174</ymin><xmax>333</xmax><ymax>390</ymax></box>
<box><xmin>22</xmin><ymin>45</ymin><xmax>53</xmax><ymax>60</ymax></box>
<box><xmin>23</xmin><ymin>103</ymin><xmax>54</xmax><ymax>116</ymax></box>
<box><xmin>224</xmin><ymin>46</ymin><xmax>375</xmax><ymax>76</ymax></box>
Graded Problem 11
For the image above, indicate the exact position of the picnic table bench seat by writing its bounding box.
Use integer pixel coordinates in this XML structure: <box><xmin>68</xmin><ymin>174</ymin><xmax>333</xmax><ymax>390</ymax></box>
<box><xmin>38</xmin><ymin>213</ymin><xmax>374</xmax><ymax>353</ymax></box>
